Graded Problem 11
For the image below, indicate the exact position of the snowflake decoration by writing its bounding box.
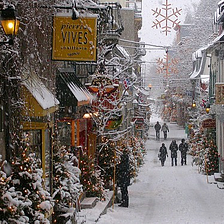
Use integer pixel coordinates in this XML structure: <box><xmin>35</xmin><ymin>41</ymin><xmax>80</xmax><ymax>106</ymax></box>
<box><xmin>152</xmin><ymin>0</ymin><xmax>182</xmax><ymax>36</ymax></box>
<box><xmin>156</xmin><ymin>54</ymin><xmax>178</xmax><ymax>77</ymax></box>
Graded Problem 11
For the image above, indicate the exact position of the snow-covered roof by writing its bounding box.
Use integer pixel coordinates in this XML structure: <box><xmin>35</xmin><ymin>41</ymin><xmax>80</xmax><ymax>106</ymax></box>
<box><xmin>58</xmin><ymin>68</ymin><xmax>94</xmax><ymax>105</ymax></box>
<box><xmin>115</xmin><ymin>45</ymin><xmax>130</xmax><ymax>59</ymax></box>
<box><xmin>139</xmin><ymin>88</ymin><xmax>150</xmax><ymax>96</ymax></box>
<box><xmin>192</xmin><ymin>46</ymin><xmax>207</xmax><ymax>61</ymax></box>
<box><xmin>77</xmin><ymin>0</ymin><xmax>107</xmax><ymax>9</ymax></box>
<box><xmin>23</xmin><ymin>73</ymin><xmax>59</xmax><ymax>110</ymax></box>
<box><xmin>218</xmin><ymin>0</ymin><xmax>224</xmax><ymax>7</ymax></box>
<box><xmin>190</xmin><ymin>47</ymin><xmax>209</xmax><ymax>80</ymax></box>
<box><xmin>206</xmin><ymin>31</ymin><xmax>224</xmax><ymax>49</ymax></box>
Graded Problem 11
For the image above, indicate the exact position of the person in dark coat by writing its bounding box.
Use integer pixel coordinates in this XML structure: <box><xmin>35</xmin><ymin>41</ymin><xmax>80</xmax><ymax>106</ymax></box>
<box><xmin>179</xmin><ymin>138</ymin><xmax>189</xmax><ymax>165</ymax></box>
<box><xmin>158</xmin><ymin>143</ymin><xmax>168</xmax><ymax>166</ymax></box>
<box><xmin>161</xmin><ymin>123</ymin><xmax>169</xmax><ymax>140</ymax></box>
<box><xmin>154</xmin><ymin>121</ymin><xmax>161</xmax><ymax>140</ymax></box>
<box><xmin>117</xmin><ymin>149</ymin><xmax>130</xmax><ymax>207</ymax></box>
<box><xmin>169</xmin><ymin>140</ymin><xmax>178</xmax><ymax>166</ymax></box>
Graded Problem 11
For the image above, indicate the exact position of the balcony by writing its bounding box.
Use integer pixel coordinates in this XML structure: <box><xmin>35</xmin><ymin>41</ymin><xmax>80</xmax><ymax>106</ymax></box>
<box><xmin>98</xmin><ymin>2</ymin><xmax>124</xmax><ymax>43</ymax></box>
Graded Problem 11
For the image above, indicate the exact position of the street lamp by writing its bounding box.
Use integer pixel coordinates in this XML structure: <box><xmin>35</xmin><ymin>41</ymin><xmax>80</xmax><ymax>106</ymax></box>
<box><xmin>0</xmin><ymin>5</ymin><xmax>20</xmax><ymax>45</ymax></box>
<box><xmin>205</xmin><ymin>103</ymin><xmax>210</xmax><ymax>114</ymax></box>
<box><xmin>192</xmin><ymin>100</ymin><xmax>196</xmax><ymax>108</ymax></box>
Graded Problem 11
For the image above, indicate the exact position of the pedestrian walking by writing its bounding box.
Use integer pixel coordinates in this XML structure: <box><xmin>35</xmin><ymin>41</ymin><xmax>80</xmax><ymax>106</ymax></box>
<box><xmin>179</xmin><ymin>139</ymin><xmax>189</xmax><ymax>165</ymax></box>
<box><xmin>117</xmin><ymin>148</ymin><xmax>130</xmax><ymax>207</ymax></box>
<box><xmin>161</xmin><ymin>123</ymin><xmax>169</xmax><ymax>140</ymax></box>
<box><xmin>158</xmin><ymin>143</ymin><xmax>168</xmax><ymax>166</ymax></box>
<box><xmin>169</xmin><ymin>140</ymin><xmax>178</xmax><ymax>166</ymax></box>
<box><xmin>154</xmin><ymin>121</ymin><xmax>161</xmax><ymax>140</ymax></box>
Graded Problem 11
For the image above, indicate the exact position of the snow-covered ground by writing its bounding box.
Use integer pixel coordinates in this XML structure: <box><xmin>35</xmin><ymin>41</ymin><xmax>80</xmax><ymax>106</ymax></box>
<box><xmin>96</xmin><ymin>114</ymin><xmax>224</xmax><ymax>224</ymax></box>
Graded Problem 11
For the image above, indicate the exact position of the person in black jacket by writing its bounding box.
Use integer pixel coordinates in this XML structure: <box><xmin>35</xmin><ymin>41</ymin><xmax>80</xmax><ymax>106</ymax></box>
<box><xmin>161</xmin><ymin>123</ymin><xmax>169</xmax><ymax>140</ymax></box>
<box><xmin>169</xmin><ymin>140</ymin><xmax>178</xmax><ymax>166</ymax></box>
<box><xmin>179</xmin><ymin>139</ymin><xmax>189</xmax><ymax>165</ymax></box>
<box><xmin>117</xmin><ymin>149</ymin><xmax>130</xmax><ymax>207</ymax></box>
<box><xmin>154</xmin><ymin>121</ymin><xmax>161</xmax><ymax>140</ymax></box>
<box><xmin>158</xmin><ymin>143</ymin><xmax>168</xmax><ymax>166</ymax></box>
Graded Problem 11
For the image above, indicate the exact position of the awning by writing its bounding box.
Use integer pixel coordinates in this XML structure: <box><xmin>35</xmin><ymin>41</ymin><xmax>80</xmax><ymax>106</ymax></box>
<box><xmin>57</xmin><ymin>68</ymin><xmax>93</xmax><ymax>106</ymax></box>
<box><xmin>114</xmin><ymin>45</ymin><xmax>130</xmax><ymax>59</ymax></box>
<box><xmin>190</xmin><ymin>47</ymin><xmax>209</xmax><ymax>80</ymax></box>
<box><xmin>22</xmin><ymin>72</ymin><xmax>59</xmax><ymax>117</ymax></box>
<box><xmin>139</xmin><ymin>88</ymin><xmax>150</xmax><ymax>96</ymax></box>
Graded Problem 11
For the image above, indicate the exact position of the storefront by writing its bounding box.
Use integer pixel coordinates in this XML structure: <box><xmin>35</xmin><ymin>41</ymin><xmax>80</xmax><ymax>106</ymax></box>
<box><xmin>56</xmin><ymin>68</ymin><xmax>95</xmax><ymax>157</ymax></box>
<box><xmin>21</xmin><ymin>72</ymin><xmax>59</xmax><ymax>192</ymax></box>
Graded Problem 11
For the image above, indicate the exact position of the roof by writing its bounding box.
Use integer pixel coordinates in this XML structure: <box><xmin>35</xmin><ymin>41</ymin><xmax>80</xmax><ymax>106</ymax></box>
<box><xmin>23</xmin><ymin>73</ymin><xmax>59</xmax><ymax>110</ymax></box>
<box><xmin>114</xmin><ymin>45</ymin><xmax>130</xmax><ymax>59</ymax></box>
<box><xmin>139</xmin><ymin>88</ymin><xmax>150</xmax><ymax>96</ymax></box>
<box><xmin>206</xmin><ymin>31</ymin><xmax>224</xmax><ymax>50</ymax></box>
<box><xmin>58</xmin><ymin>68</ymin><xmax>93</xmax><ymax>106</ymax></box>
<box><xmin>218</xmin><ymin>0</ymin><xmax>224</xmax><ymax>7</ymax></box>
<box><xmin>190</xmin><ymin>47</ymin><xmax>210</xmax><ymax>80</ymax></box>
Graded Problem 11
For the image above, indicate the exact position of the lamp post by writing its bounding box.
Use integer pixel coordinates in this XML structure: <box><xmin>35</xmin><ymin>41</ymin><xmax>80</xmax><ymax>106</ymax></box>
<box><xmin>0</xmin><ymin>4</ymin><xmax>20</xmax><ymax>45</ymax></box>
<box><xmin>0</xmin><ymin>3</ymin><xmax>20</xmax><ymax>160</ymax></box>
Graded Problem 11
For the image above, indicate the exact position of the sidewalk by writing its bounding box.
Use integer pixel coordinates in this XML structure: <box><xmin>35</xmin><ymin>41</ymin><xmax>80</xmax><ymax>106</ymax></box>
<box><xmin>77</xmin><ymin>190</ymin><xmax>113</xmax><ymax>224</ymax></box>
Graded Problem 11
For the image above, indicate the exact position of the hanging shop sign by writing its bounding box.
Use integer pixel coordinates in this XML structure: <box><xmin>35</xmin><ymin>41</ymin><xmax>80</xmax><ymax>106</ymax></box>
<box><xmin>105</xmin><ymin>115</ymin><xmax>122</xmax><ymax>130</ymax></box>
<box><xmin>202</xmin><ymin>119</ymin><xmax>216</xmax><ymax>128</ymax></box>
<box><xmin>52</xmin><ymin>14</ymin><xmax>97</xmax><ymax>61</ymax></box>
<box><xmin>215</xmin><ymin>83</ymin><xmax>224</xmax><ymax>104</ymax></box>
<box><xmin>86</xmin><ymin>76</ymin><xmax>119</xmax><ymax>94</ymax></box>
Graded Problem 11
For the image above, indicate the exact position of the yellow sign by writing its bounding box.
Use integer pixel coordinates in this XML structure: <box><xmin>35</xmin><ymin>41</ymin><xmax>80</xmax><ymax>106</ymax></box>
<box><xmin>52</xmin><ymin>15</ymin><xmax>97</xmax><ymax>61</ymax></box>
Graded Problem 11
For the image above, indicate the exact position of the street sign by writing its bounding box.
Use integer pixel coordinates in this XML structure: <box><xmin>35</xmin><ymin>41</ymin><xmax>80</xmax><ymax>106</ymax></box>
<box><xmin>202</xmin><ymin>119</ymin><xmax>216</xmax><ymax>128</ymax></box>
<box><xmin>52</xmin><ymin>14</ymin><xmax>97</xmax><ymax>61</ymax></box>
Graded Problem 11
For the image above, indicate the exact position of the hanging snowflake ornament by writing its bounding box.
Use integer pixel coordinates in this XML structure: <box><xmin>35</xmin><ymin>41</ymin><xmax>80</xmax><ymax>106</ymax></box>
<box><xmin>156</xmin><ymin>53</ymin><xmax>178</xmax><ymax>77</ymax></box>
<box><xmin>152</xmin><ymin>0</ymin><xmax>182</xmax><ymax>36</ymax></box>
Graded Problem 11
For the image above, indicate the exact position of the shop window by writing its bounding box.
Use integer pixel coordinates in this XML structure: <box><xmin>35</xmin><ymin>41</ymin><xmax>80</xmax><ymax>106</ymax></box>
<box><xmin>23</xmin><ymin>130</ymin><xmax>42</xmax><ymax>162</ymax></box>
<box><xmin>58</xmin><ymin>121</ymin><xmax>71</xmax><ymax>146</ymax></box>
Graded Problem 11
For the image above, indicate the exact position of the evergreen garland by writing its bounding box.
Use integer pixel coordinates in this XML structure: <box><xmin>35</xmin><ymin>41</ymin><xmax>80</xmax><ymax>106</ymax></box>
<box><xmin>80</xmin><ymin>152</ymin><xmax>104</xmax><ymax>199</ymax></box>
<box><xmin>52</xmin><ymin>146</ymin><xmax>82</xmax><ymax>224</ymax></box>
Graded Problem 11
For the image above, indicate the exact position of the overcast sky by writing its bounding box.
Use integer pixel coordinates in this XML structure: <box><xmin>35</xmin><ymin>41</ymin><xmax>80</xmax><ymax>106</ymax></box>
<box><xmin>139</xmin><ymin>0</ymin><xmax>201</xmax><ymax>62</ymax></box>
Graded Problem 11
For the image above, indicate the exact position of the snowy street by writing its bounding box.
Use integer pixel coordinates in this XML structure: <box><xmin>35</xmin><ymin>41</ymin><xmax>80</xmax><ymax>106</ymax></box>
<box><xmin>96</xmin><ymin>115</ymin><xmax>224</xmax><ymax>224</ymax></box>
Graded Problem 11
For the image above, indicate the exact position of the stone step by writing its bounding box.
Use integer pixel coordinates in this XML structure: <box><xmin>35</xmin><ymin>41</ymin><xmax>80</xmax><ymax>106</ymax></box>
<box><xmin>214</xmin><ymin>173</ymin><xmax>224</xmax><ymax>182</ymax></box>
<box><xmin>80</xmin><ymin>197</ymin><xmax>98</xmax><ymax>209</ymax></box>
<box><xmin>217</xmin><ymin>182</ymin><xmax>224</xmax><ymax>189</ymax></box>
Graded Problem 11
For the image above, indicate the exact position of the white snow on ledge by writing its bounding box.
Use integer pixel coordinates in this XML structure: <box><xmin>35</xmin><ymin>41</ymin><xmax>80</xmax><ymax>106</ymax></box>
<box><xmin>23</xmin><ymin>73</ymin><xmax>59</xmax><ymax>110</ymax></box>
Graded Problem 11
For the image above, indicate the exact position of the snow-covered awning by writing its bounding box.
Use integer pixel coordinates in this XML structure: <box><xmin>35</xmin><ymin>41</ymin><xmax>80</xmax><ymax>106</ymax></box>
<box><xmin>114</xmin><ymin>45</ymin><xmax>130</xmax><ymax>59</ymax></box>
<box><xmin>58</xmin><ymin>68</ymin><xmax>93</xmax><ymax>106</ymax></box>
<box><xmin>190</xmin><ymin>47</ymin><xmax>209</xmax><ymax>80</ymax></box>
<box><xmin>22</xmin><ymin>72</ymin><xmax>59</xmax><ymax>117</ymax></box>
<box><xmin>139</xmin><ymin>88</ymin><xmax>150</xmax><ymax>96</ymax></box>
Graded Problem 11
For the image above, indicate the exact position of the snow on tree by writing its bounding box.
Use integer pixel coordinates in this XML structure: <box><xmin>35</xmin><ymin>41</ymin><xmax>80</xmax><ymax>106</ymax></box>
<box><xmin>79</xmin><ymin>152</ymin><xmax>104</xmax><ymax>199</ymax></box>
<box><xmin>204</xmin><ymin>131</ymin><xmax>219</xmax><ymax>175</ymax></box>
<box><xmin>52</xmin><ymin>146</ymin><xmax>82</xmax><ymax>224</ymax></box>
<box><xmin>0</xmin><ymin>139</ymin><xmax>53</xmax><ymax>223</ymax></box>
<box><xmin>189</xmin><ymin>127</ymin><xmax>218</xmax><ymax>175</ymax></box>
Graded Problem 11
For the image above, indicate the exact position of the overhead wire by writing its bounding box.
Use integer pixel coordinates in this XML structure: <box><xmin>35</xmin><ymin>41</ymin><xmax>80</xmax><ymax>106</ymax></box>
<box><xmin>119</xmin><ymin>38</ymin><xmax>170</xmax><ymax>49</ymax></box>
